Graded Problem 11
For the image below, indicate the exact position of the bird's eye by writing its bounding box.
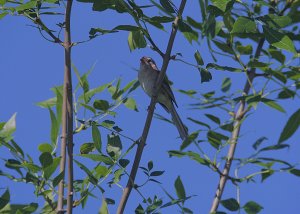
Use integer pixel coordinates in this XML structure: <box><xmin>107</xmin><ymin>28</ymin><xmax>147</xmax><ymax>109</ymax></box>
<box><xmin>147</xmin><ymin>59</ymin><xmax>152</xmax><ymax>63</ymax></box>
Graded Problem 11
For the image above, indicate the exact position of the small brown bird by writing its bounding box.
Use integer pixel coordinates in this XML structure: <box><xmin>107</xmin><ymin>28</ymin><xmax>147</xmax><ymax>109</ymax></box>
<box><xmin>138</xmin><ymin>56</ymin><xmax>188</xmax><ymax>140</ymax></box>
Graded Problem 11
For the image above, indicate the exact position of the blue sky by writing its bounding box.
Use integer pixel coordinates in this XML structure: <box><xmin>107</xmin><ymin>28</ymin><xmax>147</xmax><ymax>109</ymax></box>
<box><xmin>1</xmin><ymin>1</ymin><xmax>300</xmax><ymax>213</ymax></box>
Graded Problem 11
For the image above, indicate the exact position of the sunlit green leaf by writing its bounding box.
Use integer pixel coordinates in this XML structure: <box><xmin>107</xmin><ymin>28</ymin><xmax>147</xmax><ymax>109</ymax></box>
<box><xmin>80</xmin><ymin>143</ymin><xmax>95</xmax><ymax>154</ymax></box>
<box><xmin>231</xmin><ymin>17</ymin><xmax>257</xmax><ymax>34</ymax></box>
<box><xmin>263</xmin><ymin>26</ymin><xmax>296</xmax><ymax>53</ymax></box>
<box><xmin>123</xmin><ymin>97</ymin><xmax>138</xmax><ymax>111</ymax></box>
<box><xmin>211</xmin><ymin>0</ymin><xmax>231</xmax><ymax>12</ymax></box>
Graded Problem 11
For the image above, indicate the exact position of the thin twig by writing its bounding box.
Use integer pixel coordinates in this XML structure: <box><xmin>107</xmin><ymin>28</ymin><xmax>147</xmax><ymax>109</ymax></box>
<box><xmin>116</xmin><ymin>1</ymin><xmax>187</xmax><ymax>213</ymax></box>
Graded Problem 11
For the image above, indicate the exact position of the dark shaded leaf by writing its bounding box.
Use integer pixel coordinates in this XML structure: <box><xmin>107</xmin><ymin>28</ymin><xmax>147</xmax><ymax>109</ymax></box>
<box><xmin>221</xmin><ymin>198</ymin><xmax>240</xmax><ymax>211</ymax></box>
<box><xmin>175</xmin><ymin>176</ymin><xmax>186</xmax><ymax>200</ymax></box>
<box><xmin>243</xmin><ymin>201</ymin><xmax>263</xmax><ymax>214</ymax></box>
<box><xmin>92</xmin><ymin>124</ymin><xmax>102</xmax><ymax>153</ymax></box>
<box><xmin>278</xmin><ymin>108</ymin><xmax>300</xmax><ymax>143</ymax></box>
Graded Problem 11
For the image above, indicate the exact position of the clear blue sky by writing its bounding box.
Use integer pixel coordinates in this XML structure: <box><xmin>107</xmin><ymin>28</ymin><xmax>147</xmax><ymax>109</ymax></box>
<box><xmin>1</xmin><ymin>1</ymin><xmax>300</xmax><ymax>213</ymax></box>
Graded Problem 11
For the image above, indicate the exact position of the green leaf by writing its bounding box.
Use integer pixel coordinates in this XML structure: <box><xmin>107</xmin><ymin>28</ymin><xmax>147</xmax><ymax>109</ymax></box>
<box><xmin>123</xmin><ymin>97</ymin><xmax>138</xmax><ymax>111</ymax></box>
<box><xmin>187</xmin><ymin>16</ymin><xmax>202</xmax><ymax>29</ymax></box>
<box><xmin>80</xmin><ymin>143</ymin><xmax>95</xmax><ymax>154</ymax></box>
<box><xmin>119</xmin><ymin>159</ymin><xmax>129</xmax><ymax>168</ymax></box>
<box><xmin>258</xmin><ymin>14</ymin><xmax>292</xmax><ymax>29</ymax></box>
<box><xmin>95</xmin><ymin>165</ymin><xmax>109</xmax><ymax>178</ymax></box>
<box><xmin>99</xmin><ymin>197</ymin><xmax>109</xmax><ymax>214</ymax></box>
<box><xmin>207</xmin><ymin>63</ymin><xmax>242</xmax><ymax>72</ymax></box>
<box><xmin>16</xmin><ymin>1</ymin><xmax>36</xmax><ymax>11</ymax></box>
<box><xmin>194</xmin><ymin>50</ymin><xmax>204</xmax><ymax>66</ymax></box>
<box><xmin>207</xmin><ymin>130</ymin><xmax>229</xmax><ymax>149</ymax></box>
<box><xmin>278</xmin><ymin>88</ymin><xmax>295</xmax><ymax>99</ymax></box>
<box><xmin>0</xmin><ymin>189</ymin><xmax>10</xmax><ymax>210</ymax></box>
<box><xmin>213</xmin><ymin>40</ymin><xmax>234</xmax><ymax>54</ymax></box>
<box><xmin>278</xmin><ymin>108</ymin><xmax>300</xmax><ymax>143</ymax></box>
<box><xmin>258</xmin><ymin>144</ymin><xmax>289</xmax><ymax>152</ymax></box>
<box><xmin>148</xmin><ymin>161</ymin><xmax>153</xmax><ymax>171</ymax></box>
<box><xmin>159</xmin><ymin>0</ymin><xmax>176</xmax><ymax>13</ymax></box>
<box><xmin>180</xmin><ymin>132</ymin><xmax>199</xmax><ymax>150</ymax></box>
<box><xmin>128</xmin><ymin>30</ymin><xmax>147</xmax><ymax>51</ymax></box>
<box><xmin>22</xmin><ymin>162</ymin><xmax>41</xmax><ymax>173</ymax></box>
<box><xmin>187</xmin><ymin>117</ymin><xmax>210</xmax><ymax>129</ymax></box>
<box><xmin>150</xmin><ymin>171</ymin><xmax>165</xmax><ymax>176</ymax></box>
<box><xmin>178</xmin><ymin>20</ymin><xmax>198</xmax><ymax>44</ymax></box>
<box><xmin>211</xmin><ymin>0</ymin><xmax>231</xmax><ymax>12</ymax></box>
<box><xmin>48</xmin><ymin>108</ymin><xmax>59</xmax><ymax>145</ymax></box>
<box><xmin>38</xmin><ymin>143</ymin><xmax>53</xmax><ymax>153</ymax></box>
<box><xmin>221</xmin><ymin>77</ymin><xmax>231</xmax><ymax>92</ymax></box>
<box><xmin>221</xmin><ymin>198</ymin><xmax>240</xmax><ymax>211</ymax></box>
<box><xmin>261</xmin><ymin>169</ymin><xmax>274</xmax><ymax>182</ymax></box>
<box><xmin>74</xmin><ymin>159</ymin><xmax>98</xmax><ymax>185</ymax></box>
<box><xmin>53</xmin><ymin>171</ymin><xmax>64</xmax><ymax>187</ymax></box>
<box><xmin>178</xmin><ymin>89</ymin><xmax>197</xmax><ymax>97</ymax></box>
<box><xmin>175</xmin><ymin>176</ymin><xmax>186</xmax><ymax>200</ymax></box>
<box><xmin>236</xmin><ymin>44</ymin><xmax>253</xmax><ymax>55</ymax></box>
<box><xmin>36</xmin><ymin>97</ymin><xmax>56</xmax><ymax>108</ymax></box>
<box><xmin>261</xmin><ymin>98</ymin><xmax>285</xmax><ymax>113</ymax></box>
<box><xmin>79</xmin><ymin>83</ymin><xmax>111</xmax><ymax>103</ymax></box>
<box><xmin>0</xmin><ymin>12</ymin><xmax>8</xmax><ymax>20</ymax></box>
<box><xmin>0</xmin><ymin>113</ymin><xmax>17</xmax><ymax>141</ymax></box>
<box><xmin>231</xmin><ymin>17</ymin><xmax>257</xmax><ymax>34</ymax></box>
<box><xmin>80</xmin><ymin>154</ymin><xmax>114</xmax><ymax>165</ymax></box>
<box><xmin>243</xmin><ymin>201</ymin><xmax>263</xmax><ymax>214</ymax></box>
<box><xmin>199</xmin><ymin>68</ymin><xmax>212</xmax><ymax>83</ymax></box>
<box><xmin>263</xmin><ymin>26</ymin><xmax>296</xmax><ymax>53</ymax></box>
<box><xmin>205</xmin><ymin>114</ymin><xmax>221</xmax><ymax>124</ymax></box>
<box><xmin>150</xmin><ymin>16</ymin><xmax>174</xmax><ymax>23</ymax></box>
<box><xmin>11</xmin><ymin>140</ymin><xmax>24</xmax><ymax>158</ymax></box>
<box><xmin>252</xmin><ymin>137</ymin><xmax>268</xmax><ymax>150</ymax></box>
<box><xmin>44</xmin><ymin>157</ymin><xmax>60</xmax><ymax>179</ymax></box>
<box><xmin>93</xmin><ymin>100</ymin><xmax>110</xmax><ymax>111</ymax></box>
<box><xmin>39</xmin><ymin>152</ymin><xmax>53</xmax><ymax>168</ymax></box>
<box><xmin>269</xmin><ymin>49</ymin><xmax>285</xmax><ymax>64</ymax></box>
<box><xmin>106</xmin><ymin>134</ymin><xmax>122</xmax><ymax>159</ymax></box>
<box><xmin>290</xmin><ymin>168</ymin><xmax>300</xmax><ymax>177</ymax></box>
<box><xmin>92</xmin><ymin>124</ymin><xmax>102</xmax><ymax>153</ymax></box>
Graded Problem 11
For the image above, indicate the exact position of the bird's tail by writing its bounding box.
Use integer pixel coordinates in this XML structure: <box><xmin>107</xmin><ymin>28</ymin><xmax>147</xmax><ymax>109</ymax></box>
<box><xmin>169</xmin><ymin>104</ymin><xmax>188</xmax><ymax>141</ymax></box>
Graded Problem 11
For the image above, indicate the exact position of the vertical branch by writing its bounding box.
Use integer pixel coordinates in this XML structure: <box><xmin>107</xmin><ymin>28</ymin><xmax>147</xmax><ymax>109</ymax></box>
<box><xmin>65</xmin><ymin>0</ymin><xmax>74</xmax><ymax>214</ymax></box>
<box><xmin>57</xmin><ymin>0</ymin><xmax>74</xmax><ymax>213</ymax></box>
<box><xmin>209</xmin><ymin>38</ymin><xmax>265</xmax><ymax>213</ymax></box>
<box><xmin>117</xmin><ymin>1</ymin><xmax>187</xmax><ymax>213</ymax></box>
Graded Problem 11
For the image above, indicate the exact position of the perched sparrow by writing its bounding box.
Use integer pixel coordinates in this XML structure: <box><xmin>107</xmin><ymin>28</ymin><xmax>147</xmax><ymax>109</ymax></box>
<box><xmin>138</xmin><ymin>56</ymin><xmax>188</xmax><ymax>140</ymax></box>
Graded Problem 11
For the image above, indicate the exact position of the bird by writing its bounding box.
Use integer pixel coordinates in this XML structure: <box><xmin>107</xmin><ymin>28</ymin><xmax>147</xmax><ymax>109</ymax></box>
<box><xmin>138</xmin><ymin>56</ymin><xmax>188</xmax><ymax>141</ymax></box>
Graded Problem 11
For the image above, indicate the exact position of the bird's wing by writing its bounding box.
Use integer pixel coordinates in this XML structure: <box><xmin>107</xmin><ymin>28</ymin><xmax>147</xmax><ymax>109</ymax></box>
<box><xmin>150</xmin><ymin>61</ymin><xmax>178</xmax><ymax>107</ymax></box>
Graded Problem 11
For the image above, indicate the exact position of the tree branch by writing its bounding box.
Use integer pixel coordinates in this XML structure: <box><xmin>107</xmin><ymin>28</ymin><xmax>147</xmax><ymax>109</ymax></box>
<box><xmin>57</xmin><ymin>0</ymin><xmax>73</xmax><ymax>213</ymax></box>
<box><xmin>209</xmin><ymin>38</ymin><xmax>265</xmax><ymax>213</ymax></box>
<box><xmin>116</xmin><ymin>1</ymin><xmax>187</xmax><ymax>213</ymax></box>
